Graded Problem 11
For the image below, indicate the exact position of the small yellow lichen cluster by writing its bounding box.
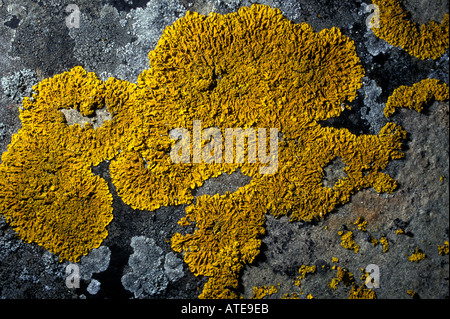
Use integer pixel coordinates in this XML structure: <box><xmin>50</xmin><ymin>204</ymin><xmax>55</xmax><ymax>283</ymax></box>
<box><xmin>380</xmin><ymin>236</ymin><xmax>390</xmax><ymax>252</ymax></box>
<box><xmin>438</xmin><ymin>241</ymin><xmax>449</xmax><ymax>256</ymax></box>
<box><xmin>371</xmin><ymin>0</ymin><xmax>449</xmax><ymax>60</ymax></box>
<box><xmin>281</xmin><ymin>291</ymin><xmax>313</xmax><ymax>299</ymax></box>
<box><xmin>384</xmin><ymin>79</ymin><xmax>449</xmax><ymax>117</ymax></box>
<box><xmin>369</xmin><ymin>235</ymin><xmax>379</xmax><ymax>247</ymax></box>
<box><xmin>353</xmin><ymin>216</ymin><xmax>368</xmax><ymax>232</ymax></box>
<box><xmin>281</xmin><ymin>292</ymin><xmax>301</xmax><ymax>299</ymax></box>
<box><xmin>407</xmin><ymin>289</ymin><xmax>417</xmax><ymax>298</ymax></box>
<box><xmin>267</xmin><ymin>265</ymin><xmax>316</xmax><ymax>299</ymax></box>
<box><xmin>328</xmin><ymin>266</ymin><xmax>355</xmax><ymax>290</ymax></box>
<box><xmin>294</xmin><ymin>265</ymin><xmax>317</xmax><ymax>287</ymax></box>
<box><xmin>341</xmin><ymin>217</ymin><xmax>394</xmax><ymax>253</ymax></box>
<box><xmin>271</xmin><ymin>260</ymin><xmax>376</xmax><ymax>299</ymax></box>
<box><xmin>329</xmin><ymin>266</ymin><xmax>376</xmax><ymax>299</ymax></box>
<box><xmin>348</xmin><ymin>285</ymin><xmax>376</xmax><ymax>299</ymax></box>
<box><xmin>408</xmin><ymin>248</ymin><xmax>426</xmax><ymax>262</ymax></box>
<box><xmin>338</xmin><ymin>230</ymin><xmax>360</xmax><ymax>253</ymax></box>
<box><xmin>360</xmin><ymin>267</ymin><xmax>369</xmax><ymax>282</ymax></box>
<box><xmin>251</xmin><ymin>285</ymin><xmax>278</xmax><ymax>299</ymax></box>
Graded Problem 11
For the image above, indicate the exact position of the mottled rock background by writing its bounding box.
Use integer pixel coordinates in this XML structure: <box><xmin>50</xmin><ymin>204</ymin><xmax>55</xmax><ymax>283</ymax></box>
<box><xmin>0</xmin><ymin>0</ymin><xmax>448</xmax><ymax>299</ymax></box>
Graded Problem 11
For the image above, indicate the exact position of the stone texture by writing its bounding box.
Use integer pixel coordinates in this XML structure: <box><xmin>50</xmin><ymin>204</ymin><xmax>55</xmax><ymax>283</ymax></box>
<box><xmin>0</xmin><ymin>0</ymin><xmax>448</xmax><ymax>300</ymax></box>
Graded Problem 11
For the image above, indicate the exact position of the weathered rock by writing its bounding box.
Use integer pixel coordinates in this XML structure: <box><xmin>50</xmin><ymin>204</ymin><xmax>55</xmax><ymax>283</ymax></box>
<box><xmin>0</xmin><ymin>0</ymin><xmax>448</xmax><ymax>300</ymax></box>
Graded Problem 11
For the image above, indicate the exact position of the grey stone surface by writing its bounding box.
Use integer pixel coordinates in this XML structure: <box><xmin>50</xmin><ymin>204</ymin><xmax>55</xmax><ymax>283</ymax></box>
<box><xmin>121</xmin><ymin>236</ymin><xmax>169</xmax><ymax>298</ymax></box>
<box><xmin>0</xmin><ymin>0</ymin><xmax>448</xmax><ymax>301</ymax></box>
<box><xmin>164</xmin><ymin>252</ymin><xmax>184</xmax><ymax>282</ymax></box>
<box><xmin>0</xmin><ymin>68</ymin><xmax>37</xmax><ymax>103</ymax></box>
<box><xmin>79</xmin><ymin>246</ymin><xmax>111</xmax><ymax>281</ymax></box>
<box><xmin>359</xmin><ymin>77</ymin><xmax>388</xmax><ymax>134</ymax></box>
<box><xmin>86</xmin><ymin>278</ymin><xmax>101</xmax><ymax>295</ymax></box>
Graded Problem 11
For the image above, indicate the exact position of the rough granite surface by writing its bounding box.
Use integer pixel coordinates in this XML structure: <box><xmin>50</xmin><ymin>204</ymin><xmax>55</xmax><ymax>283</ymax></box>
<box><xmin>0</xmin><ymin>0</ymin><xmax>448</xmax><ymax>299</ymax></box>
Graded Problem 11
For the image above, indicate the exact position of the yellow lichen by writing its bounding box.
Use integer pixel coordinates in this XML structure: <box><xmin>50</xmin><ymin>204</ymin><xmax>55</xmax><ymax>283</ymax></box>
<box><xmin>0</xmin><ymin>67</ymin><xmax>120</xmax><ymax>262</ymax></box>
<box><xmin>171</xmin><ymin>190</ymin><xmax>266</xmax><ymax>299</ymax></box>
<box><xmin>353</xmin><ymin>216</ymin><xmax>368</xmax><ymax>232</ymax></box>
<box><xmin>360</xmin><ymin>268</ymin><xmax>368</xmax><ymax>282</ymax></box>
<box><xmin>251</xmin><ymin>285</ymin><xmax>278</xmax><ymax>299</ymax></box>
<box><xmin>369</xmin><ymin>235</ymin><xmax>379</xmax><ymax>247</ymax></box>
<box><xmin>395</xmin><ymin>229</ymin><xmax>404</xmax><ymax>235</ymax></box>
<box><xmin>371</xmin><ymin>0</ymin><xmax>449</xmax><ymax>60</ymax></box>
<box><xmin>338</xmin><ymin>230</ymin><xmax>360</xmax><ymax>253</ymax></box>
<box><xmin>281</xmin><ymin>292</ymin><xmax>301</xmax><ymax>299</ymax></box>
<box><xmin>328</xmin><ymin>267</ymin><xmax>355</xmax><ymax>290</ymax></box>
<box><xmin>438</xmin><ymin>241</ymin><xmax>449</xmax><ymax>256</ymax></box>
<box><xmin>408</xmin><ymin>248</ymin><xmax>426</xmax><ymax>262</ymax></box>
<box><xmin>407</xmin><ymin>289</ymin><xmax>417</xmax><ymax>298</ymax></box>
<box><xmin>384</xmin><ymin>79</ymin><xmax>449</xmax><ymax>117</ymax></box>
<box><xmin>298</xmin><ymin>265</ymin><xmax>317</xmax><ymax>280</ymax></box>
<box><xmin>294</xmin><ymin>265</ymin><xmax>317</xmax><ymax>286</ymax></box>
<box><xmin>0</xmin><ymin>4</ymin><xmax>416</xmax><ymax>297</ymax></box>
<box><xmin>348</xmin><ymin>284</ymin><xmax>376</xmax><ymax>299</ymax></box>
<box><xmin>380</xmin><ymin>236</ymin><xmax>390</xmax><ymax>252</ymax></box>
